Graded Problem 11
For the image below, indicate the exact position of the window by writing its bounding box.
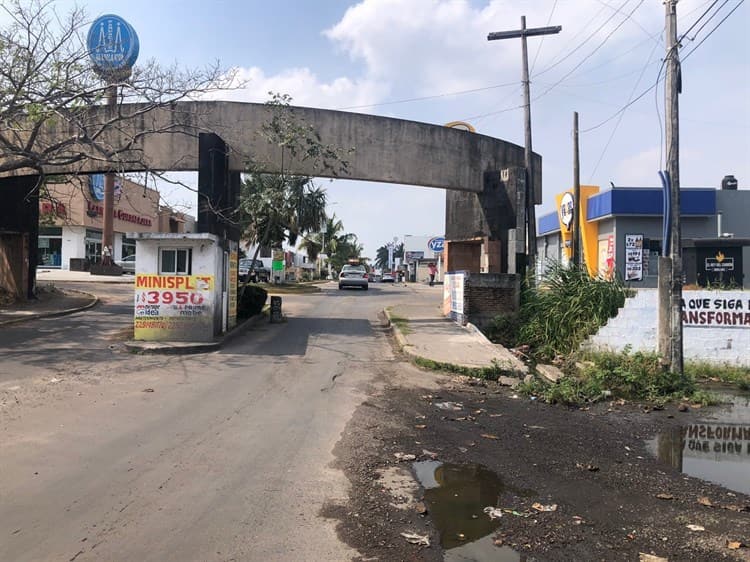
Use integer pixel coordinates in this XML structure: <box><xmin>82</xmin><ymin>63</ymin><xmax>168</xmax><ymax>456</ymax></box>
<box><xmin>160</xmin><ymin>248</ymin><xmax>192</xmax><ymax>275</ymax></box>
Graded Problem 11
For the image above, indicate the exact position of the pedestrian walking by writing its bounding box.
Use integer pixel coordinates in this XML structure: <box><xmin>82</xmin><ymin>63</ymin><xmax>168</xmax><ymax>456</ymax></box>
<box><xmin>428</xmin><ymin>262</ymin><xmax>437</xmax><ymax>286</ymax></box>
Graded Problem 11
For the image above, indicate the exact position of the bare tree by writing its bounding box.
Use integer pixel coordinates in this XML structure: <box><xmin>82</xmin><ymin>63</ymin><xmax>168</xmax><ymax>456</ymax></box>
<box><xmin>0</xmin><ymin>0</ymin><xmax>236</xmax><ymax>184</ymax></box>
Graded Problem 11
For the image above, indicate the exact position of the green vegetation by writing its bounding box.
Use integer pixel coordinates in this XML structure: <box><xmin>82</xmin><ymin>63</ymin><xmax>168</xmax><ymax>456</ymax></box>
<box><xmin>388</xmin><ymin>312</ymin><xmax>412</xmax><ymax>335</ymax></box>
<box><xmin>486</xmin><ymin>262</ymin><xmax>629</xmax><ymax>361</ymax></box>
<box><xmin>237</xmin><ymin>285</ymin><xmax>268</xmax><ymax>319</ymax></box>
<box><xmin>484</xmin><ymin>261</ymin><xmax>747</xmax><ymax>406</ymax></box>
<box><xmin>412</xmin><ymin>357</ymin><xmax>519</xmax><ymax>381</ymax></box>
<box><xmin>257</xmin><ymin>283</ymin><xmax>321</xmax><ymax>294</ymax></box>
<box><xmin>516</xmin><ymin>350</ymin><xmax>723</xmax><ymax>407</ymax></box>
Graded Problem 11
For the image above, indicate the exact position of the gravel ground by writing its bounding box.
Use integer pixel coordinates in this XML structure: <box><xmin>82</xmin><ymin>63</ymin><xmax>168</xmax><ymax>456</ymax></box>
<box><xmin>325</xmin><ymin>360</ymin><xmax>750</xmax><ymax>561</ymax></box>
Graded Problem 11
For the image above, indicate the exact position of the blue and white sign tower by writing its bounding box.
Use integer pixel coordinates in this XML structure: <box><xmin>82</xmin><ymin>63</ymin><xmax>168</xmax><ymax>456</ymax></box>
<box><xmin>86</xmin><ymin>15</ymin><xmax>139</xmax><ymax>267</ymax></box>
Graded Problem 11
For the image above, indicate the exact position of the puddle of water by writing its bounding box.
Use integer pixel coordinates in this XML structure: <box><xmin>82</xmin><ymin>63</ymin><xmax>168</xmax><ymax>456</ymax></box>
<box><xmin>412</xmin><ymin>461</ymin><xmax>534</xmax><ymax>561</ymax></box>
<box><xmin>647</xmin><ymin>392</ymin><xmax>750</xmax><ymax>495</ymax></box>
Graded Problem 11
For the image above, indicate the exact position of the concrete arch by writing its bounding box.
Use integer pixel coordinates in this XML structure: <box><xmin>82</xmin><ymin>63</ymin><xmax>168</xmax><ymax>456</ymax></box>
<box><xmin>15</xmin><ymin>101</ymin><xmax>541</xmax><ymax>198</ymax></box>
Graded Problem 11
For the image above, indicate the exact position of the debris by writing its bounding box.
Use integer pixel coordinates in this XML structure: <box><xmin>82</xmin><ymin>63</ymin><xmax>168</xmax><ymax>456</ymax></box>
<box><xmin>400</xmin><ymin>532</ymin><xmax>430</xmax><ymax>546</ymax></box>
<box><xmin>483</xmin><ymin>506</ymin><xmax>503</xmax><ymax>520</ymax></box>
<box><xmin>48</xmin><ymin>378</ymin><xmax>61</xmax><ymax>383</ymax></box>
<box><xmin>572</xmin><ymin>516</ymin><xmax>584</xmax><ymax>525</ymax></box>
<box><xmin>697</xmin><ymin>496</ymin><xmax>714</xmax><ymax>508</ymax></box>
<box><xmin>727</xmin><ymin>540</ymin><xmax>746</xmax><ymax>550</ymax></box>
<box><xmin>394</xmin><ymin>453</ymin><xmax>417</xmax><ymax>462</ymax></box>
<box><xmin>435</xmin><ymin>401</ymin><xmax>463</xmax><ymax>411</ymax></box>
<box><xmin>415</xmin><ymin>502</ymin><xmax>428</xmax><ymax>515</ymax></box>
<box><xmin>457</xmin><ymin>447</ymin><xmax>468</xmax><ymax>453</ymax></box>
<box><xmin>677</xmin><ymin>403</ymin><xmax>689</xmax><ymax>412</ymax></box>
<box><xmin>421</xmin><ymin>449</ymin><xmax>438</xmax><ymax>460</ymax></box>
<box><xmin>639</xmin><ymin>554</ymin><xmax>668</xmax><ymax>562</ymax></box>
<box><xmin>457</xmin><ymin>533</ymin><xmax>466</xmax><ymax>541</ymax></box>
<box><xmin>536</xmin><ymin>364</ymin><xmax>564</xmax><ymax>383</ymax></box>
<box><xmin>142</xmin><ymin>388</ymin><xmax>155</xmax><ymax>393</ymax></box>
<box><xmin>686</xmin><ymin>524</ymin><xmax>705</xmax><ymax>532</ymax></box>
<box><xmin>531</xmin><ymin>502</ymin><xmax>558</xmax><ymax>512</ymax></box>
<box><xmin>494</xmin><ymin>538</ymin><xmax>504</xmax><ymax>546</ymax></box>
<box><xmin>656</xmin><ymin>493</ymin><xmax>674</xmax><ymax>500</ymax></box>
<box><xmin>480</xmin><ymin>434</ymin><xmax>500</xmax><ymax>440</ymax></box>
<box><xmin>576</xmin><ymin>462</ymin><xmax>599</xmax><ymax>472</ymax></box>
<box><xmin>414</xmin><ymin>424</ymin><xmax>427</xmax><ymax>429</ymax></box>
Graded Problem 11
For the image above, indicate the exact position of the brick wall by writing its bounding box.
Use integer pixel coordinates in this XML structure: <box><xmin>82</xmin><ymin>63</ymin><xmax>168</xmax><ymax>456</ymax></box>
<box><xmin>464</xmin><ymin>273</ymin><xmax>520</xmax><ymax>328</ymax></box>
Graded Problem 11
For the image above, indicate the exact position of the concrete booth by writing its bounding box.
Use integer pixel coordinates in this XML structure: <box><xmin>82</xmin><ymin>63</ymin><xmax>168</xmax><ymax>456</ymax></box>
<box><xmin>129</xmin><ymin>233</ymin><xmax>239</xmax><ymax>342</ymax></box>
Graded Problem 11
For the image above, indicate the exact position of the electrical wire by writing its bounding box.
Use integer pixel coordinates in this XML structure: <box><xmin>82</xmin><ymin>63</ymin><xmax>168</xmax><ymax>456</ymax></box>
<box><xmin>682</xmin><ymin>0</ymin><xmax>729</xmax><ymax>41</ymax></box>
<box><xmin>335</xmin><ymin>81</ymin><xmax>519</xmax><ymax>111</ymax></box>
<box><xmin>529</xmin><ymin>0</ymin><xmax>559</xmax><ymax>75</ymax></box>
<box><xmin>533</xmin><ymin>0</ymin><xmax>647</xmax><ymax>103</ymax></box>
<box><xmin>589</xmin><ymin>35</ymin><xmax>663</xmax><ymax>181</ymax></box>
<box><xmin>682</xmin><ymin>0</ymin><xmax>745</xmax><ymax>60</ymax></box>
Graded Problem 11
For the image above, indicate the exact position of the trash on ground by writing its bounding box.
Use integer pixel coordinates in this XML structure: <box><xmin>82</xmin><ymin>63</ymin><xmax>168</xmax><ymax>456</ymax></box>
<box><xmin>480</xmin><ymin>434</ymin><xmax>500</xmax><ymax>440</ymax></box>
<box><xmin>727</xmin><ymin>540</ymin><xmax>746</xmax><ymax>550</ymax></box>
<box><xmin>415</xmin><ymin>502</ymin><xmax>428</xmax><ymax>515</ymax></box>
<box><xmin>483</xmin><ymin>506</ymin><xmax>503</xmax><ymax>520</ymax></box>
<box><xmin>435</xmin><ymin>401</ymin><xmax>463</xmax><ymax>411</ymax></box>
<box><xmin>576</xmin><ymin>462</ymin><xmax>599</xmax><ymax>472</ymax></box>
<box><xmin>394</xmin><ymin>452</ymin><xmax>417</xmax><ymax>462</ymax></box>
<box><xmin>400</xmin><ymin>532</ymin><xmax>430</xmax><ymax>546</ymax></box>
<box><xmin>639</xmin><ymin>554</ymin><xmax>668</xmax><ymax>562</ymax></box>
<box><xmin>142</xmin><ymin>388</ymin><xmax>155</xmax><ymax>393</ymax></box>
<box><xmin>572</xmin><ymin>516</ymin><xmax>584</xmax><ymax>525</ymax></box>
<box><xmin>697</xmin><ymin>496</ymin><xmax>714</xmax><ymax>507</ymax></box>
<box><xmin>414</xmin><ymin>424</ymin><xmax>427</xmax><ymax>429</ymax></box>
<box><xmin>656</xmin><ymin>493</ymin><xmax>674</xmax><ymax>500</ymax></box>
<box><xmin>678</xmin><ymin>403</ymin><xmax>689</xmax><ymax>412</ymax></box>
<box><xmin>48</xmin><ymin>378</ymin><xmax>61</xmax><ymax>383</ymax></box>
<box><xmin>421</xmin><ymin>449</ymin><xmax>438</xmax><ymax>459</ymax></box>
<box><xmin>531</xmin><ymin>502</ymin><xmax>558</xmax><ymax>512</ymax></box>
<box><xmin>686</xmin><ymin>524</ymin><xmax>705</xmax><ymax>532</ymax></box>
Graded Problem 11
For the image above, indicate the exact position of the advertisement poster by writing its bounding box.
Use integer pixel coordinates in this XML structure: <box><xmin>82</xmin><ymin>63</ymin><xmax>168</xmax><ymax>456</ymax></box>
<box><xmin>228</xmin><ymin>250</ymin><xmax>238</xmax><ymax>330</ymax></box>
<box><xmin>625</xmin><ymin>234</ymin><xmax>643</xmax><ymax>282</ymax></box>
<box><xmin>134</xmin><ymin>275</ymin><xmax>214</xmax><ymax>341</ymax></box>
<box><xmin>681</xmin><ymin>294</ymin><xmax>750</xmax><ymax>328</ymax></box>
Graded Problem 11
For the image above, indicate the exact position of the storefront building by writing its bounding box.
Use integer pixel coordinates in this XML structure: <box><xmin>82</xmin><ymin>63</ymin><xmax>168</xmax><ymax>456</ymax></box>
<box><xmin>536</xmin><ymin>180</ymin><xmax>750</xmax><ymax>288</ymax></box>
<box><xmin>38</xmin><ymin>175</ymin><xmax>194</xmax><ymax>270</ymax></box>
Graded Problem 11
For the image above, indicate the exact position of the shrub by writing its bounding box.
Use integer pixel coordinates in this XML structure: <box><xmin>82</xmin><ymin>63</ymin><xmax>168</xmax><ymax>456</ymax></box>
<box><xmin>238</xmin><ymin>284</ymin><xmax>268</xmax><ymax>318</ymax></box>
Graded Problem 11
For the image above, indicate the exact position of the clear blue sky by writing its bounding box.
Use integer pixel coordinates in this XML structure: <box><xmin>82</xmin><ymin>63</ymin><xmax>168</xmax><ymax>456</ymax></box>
<box><xmin>64</xmin><ymin>1</ymin><xmax>750</xmax><ymax>257</ymax></box>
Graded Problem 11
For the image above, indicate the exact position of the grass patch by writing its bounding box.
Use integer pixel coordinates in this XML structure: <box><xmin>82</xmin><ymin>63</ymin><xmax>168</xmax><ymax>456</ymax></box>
<box><xmin>412</xmin><ymin>356</ymin><xmax>520</xmax><ymax>381</ymax></box>
<box><xmin>516</xmin><ymin>350</ymin><xmax>728</xmax><ymax>407</ymax></box>
<box><xmin>485</xmin><ymin>262</ymin><xmax>629</xmax><ymax>362</ymax></box>
<box><xmin>684</xmin><ymin>361</ymin><xmax>750</xmax><ymax>391</ymax></box>
<box><xmin>251</xmin><ymin>282</ymin><xmax>321</xmax><ymax>294</ymax></box>
<box><xmin>389</xmin><ymin>313</ymin><xmax>412</xmax><ymax>335</ymax></box>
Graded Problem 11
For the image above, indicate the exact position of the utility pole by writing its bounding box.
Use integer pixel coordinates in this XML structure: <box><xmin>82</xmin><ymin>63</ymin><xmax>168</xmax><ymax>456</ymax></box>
<box><xmin>572</xmin><ymin>111</ymin><xmax>581</xmax><ymax>267</ymax></box>
<box><xmin>101</xmin><ymin>83</ymin><xmax>118</xmax><ymax>266</ymax></box>
<box><xmin>488</xmin><ymin>17</ymin><xmax>561</xmax><ymax>276</ymax></box>
<box><xmin>666</xmin><ymin>0</ymin><xmax>684</xmax><ymax>376</ymax></box>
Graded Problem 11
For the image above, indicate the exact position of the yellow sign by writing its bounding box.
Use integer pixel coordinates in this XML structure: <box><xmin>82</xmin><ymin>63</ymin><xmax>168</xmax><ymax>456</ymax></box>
<box><xmin>555</xmin><ymin>186</ymin><xmax>600</xmax><ymax>277</ymax></box>
<box><xmin>134</xmin><ymin>275</ymin><xmax>214</xmax><ymax>341</ymax></box>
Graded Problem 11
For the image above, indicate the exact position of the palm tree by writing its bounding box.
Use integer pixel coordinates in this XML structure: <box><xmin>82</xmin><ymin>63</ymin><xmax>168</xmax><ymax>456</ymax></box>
<box><xmin>374</xmin><ymin>242</ymin><xmax>403</xmax><ymax>270</ymax></box>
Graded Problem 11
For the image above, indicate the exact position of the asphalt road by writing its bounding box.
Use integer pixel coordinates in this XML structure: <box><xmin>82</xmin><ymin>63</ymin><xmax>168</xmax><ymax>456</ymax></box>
<box><xmin>0</xmin><ymin>281</ymin><xmax>414</xmax><ymax>561</ymax></box>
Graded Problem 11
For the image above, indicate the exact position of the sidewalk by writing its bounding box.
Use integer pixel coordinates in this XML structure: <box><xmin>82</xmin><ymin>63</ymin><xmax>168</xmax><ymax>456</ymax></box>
<box><xmin>385</xmin><ymin>295</ymin><xmax>527</xmax><ymax>376</ymax></box>
<box><xmin>36</xmin><ymin>268</ymin><xmax>134</xmax><ymax>284</ymax></box>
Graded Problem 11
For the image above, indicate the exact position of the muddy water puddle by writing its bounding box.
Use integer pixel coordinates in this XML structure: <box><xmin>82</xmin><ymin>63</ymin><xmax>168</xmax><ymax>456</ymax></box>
<box><xmin>412</xmin><ymin>461</ymin><xmax>534</xmax><ymax>561</ymax></box>
<box><xmin>647</xmin><ymin>392</ymin><xmax>750</xmax><ymax>494</ymax></box>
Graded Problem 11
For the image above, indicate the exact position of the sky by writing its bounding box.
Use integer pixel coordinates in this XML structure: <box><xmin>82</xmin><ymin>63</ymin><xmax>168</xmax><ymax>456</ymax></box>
<box><xmin>39</xmin><ymin>1</ymin><xmax>750</xmax><ymax>257</ymax></box>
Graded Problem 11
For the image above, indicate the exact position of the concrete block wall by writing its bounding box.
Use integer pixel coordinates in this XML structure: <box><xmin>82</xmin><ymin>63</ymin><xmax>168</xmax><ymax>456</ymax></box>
<box><xmin>587</xmin><ymin>289</ymin><xmax>750</xmax><ymax>366</ymax></box>
<box><xmin>465</xmin><ymin>273</ymin><xmax>520</xmax><ymax>328</ymax></box>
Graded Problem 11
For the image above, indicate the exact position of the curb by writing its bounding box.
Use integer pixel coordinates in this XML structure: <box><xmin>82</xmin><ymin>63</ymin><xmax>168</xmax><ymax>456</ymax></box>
<box><xmin>0</xmin><ymin>290</ymin><xmax>99</xmax><ymax>327</ymax></box>
<box><xmin>123</xmin><ymin>312</ymin><xmax>268</xmax><ymax>355</ymax></box>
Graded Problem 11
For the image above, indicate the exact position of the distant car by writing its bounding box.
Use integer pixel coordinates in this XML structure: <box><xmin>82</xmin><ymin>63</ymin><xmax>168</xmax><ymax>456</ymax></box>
<box><xmin>239</xmin><ymin>258</ymin><xmax>270</xmax><ymax>283</ymax></box>
<box><xmin>115</xmin><ymin>254</ymin><xmax>136</xmax><ymax>274</ymax></box>
<box><xmin>338</xmin><ymin>264</ymin><xmax>369</xmax><ymax>290</ymax></box>
<box><xmin>381</xmin><ymin>272</ymin><xmax>395</xmax><ymax>283</ymax></box>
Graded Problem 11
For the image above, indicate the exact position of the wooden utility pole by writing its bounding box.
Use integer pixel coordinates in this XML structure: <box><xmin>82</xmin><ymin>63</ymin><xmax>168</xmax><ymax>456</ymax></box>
<box><xmin>488</xmin><ymin>18</ymin><xmax>561</xmax><ymax>277</ymax></box>
<box><xmin>665</xmin><ymin>0</ymin><xmax>684</xmax><ymax>375</ymax></box>
<box><xmin>572</xmin><ymin>111</ymin><xmax>581</xmax><ymax>266</ymax></box>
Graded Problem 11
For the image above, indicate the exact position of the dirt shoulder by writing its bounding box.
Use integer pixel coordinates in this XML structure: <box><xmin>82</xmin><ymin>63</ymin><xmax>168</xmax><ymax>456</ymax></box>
<box><xmin>325</xmin><ymin>362</ymin><xmax>750</xmax><ymax>561</ymax></box>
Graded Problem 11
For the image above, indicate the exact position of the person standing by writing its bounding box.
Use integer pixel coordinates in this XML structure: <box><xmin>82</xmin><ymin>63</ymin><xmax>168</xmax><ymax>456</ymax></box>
<box><xmin>428</xmin><ymin>262</ymin><xmax>437</xmax><ymax>286</ymax></box>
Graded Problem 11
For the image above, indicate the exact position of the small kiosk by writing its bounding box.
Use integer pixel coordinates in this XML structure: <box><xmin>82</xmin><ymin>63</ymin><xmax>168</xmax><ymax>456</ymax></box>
<box><xmin>129</xmin><ymin>232</ymin><xmax>238</xmax><ymax>342</ymax></box>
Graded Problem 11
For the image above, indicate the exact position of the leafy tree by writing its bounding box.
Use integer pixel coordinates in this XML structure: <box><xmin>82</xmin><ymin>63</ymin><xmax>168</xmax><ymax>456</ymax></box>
<box><xmin>239</xmin><ymin>94</ymin><xmax>353</xmax><ymax>268</ymax></box>
<box><xmin>0</xmin><ymin>0</ymin><xmax>233</xmax><ymax>183</ymax></box>
<box><xmin>374</xmin><ymin>242</ymin><xmax>403</xmax><ymax>270</ymax></box>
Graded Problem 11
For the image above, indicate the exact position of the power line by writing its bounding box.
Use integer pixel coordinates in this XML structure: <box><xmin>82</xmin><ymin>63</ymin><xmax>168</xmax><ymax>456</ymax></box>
<box><xmin>533</xmin><ymin>0</ymin><xmax>647</xmax><ymax>103</ymax></box>
<box><xmin>532</xmin><ymin>0</ymin><xmax>629</xmax><ymax>79</ymax></box>
<box><xmin>682</xmin><ymin>0</ymin><xmax>729</xmax><ymax>41</ymax></box>
<box><xmin>530</xmin><ymin>0</ymin><xmax>559</xmax><ymax>74</ymax></box>
<box><xmin>335</xmin><ymin>81</ymin><xmax>519</xmax><ymax>111</ymax></box>
<box><xmin>682</xmin><ymin>0</ymin><xmax>745</xmax><ymax>59</ymax></box>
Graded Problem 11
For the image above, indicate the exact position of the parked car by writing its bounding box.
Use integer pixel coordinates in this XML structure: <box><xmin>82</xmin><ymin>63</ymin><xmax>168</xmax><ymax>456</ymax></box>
<box><xmin>239</xmin><ymin>258</ymin><xmax>270</xmax><ymax>283</ymax></box>
<box><xmin>381</xmin><ymin>272</ymin><xmax>395</xmax><ymax>283</ymax></box>
<box><xmin>115</xmin><ymin>254</ymin><xmax>136</xmax><ymax>274</ymax></box>
<box><xmin>338</xmin><ymin>264</ymin><xmax>369</xmax><ymax>290</ymax></box>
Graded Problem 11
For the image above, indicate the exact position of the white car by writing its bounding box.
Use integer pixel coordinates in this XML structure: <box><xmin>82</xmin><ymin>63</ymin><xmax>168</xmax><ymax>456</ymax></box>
<box><xmin>115</xmin><ymin>254</ymin><xmax>136</xmax><ymax>274</ymax></box>
<box><xmin>338</xmin><ymin>265</ymin><xmax>369</xmax><ymax>290</ymax></box>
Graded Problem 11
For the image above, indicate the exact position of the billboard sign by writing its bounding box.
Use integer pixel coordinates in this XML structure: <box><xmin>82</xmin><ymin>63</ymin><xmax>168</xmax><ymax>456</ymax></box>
<box><xmin>87</xmin><ymin>14</ymin><xmax>139</xmax><ymax>77</ymax></box>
